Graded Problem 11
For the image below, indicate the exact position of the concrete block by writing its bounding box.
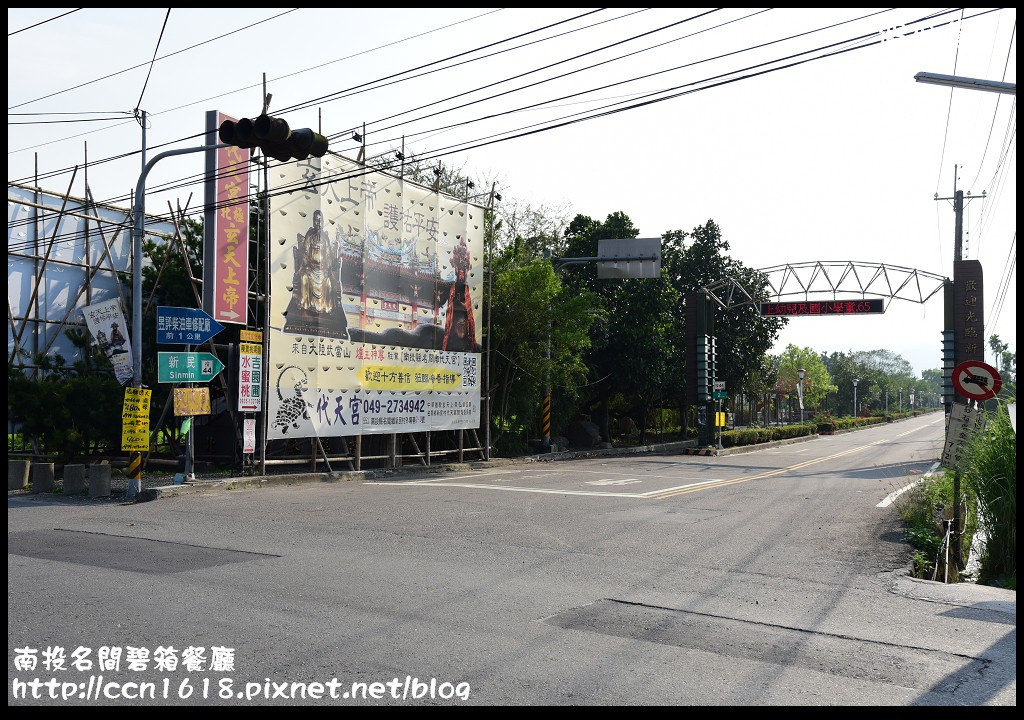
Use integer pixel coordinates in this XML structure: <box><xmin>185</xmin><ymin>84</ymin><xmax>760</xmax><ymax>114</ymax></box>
<box><xmin>63</xmin><ymin>464</ymin><xmax>87</xmax><ymax>495</ymax></box>
<box><xmin>87</xmin><ymin>464</ymin><xmax>112</xmax><ymax>498</ymax></box>
<box><xmin>8</xmin><ymin>459</ymin><xmax>30</xmax><ymax>490</ymax></box>
<box><xmin>31</xmin><ymin>462</ymin><xmax>55</xmax><ymax>494</ymax></box>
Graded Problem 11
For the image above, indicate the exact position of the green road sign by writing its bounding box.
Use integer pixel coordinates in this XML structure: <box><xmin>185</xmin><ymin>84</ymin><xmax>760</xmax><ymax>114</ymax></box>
<box><xmin>158</xmin><ymin>352</ymin><xmax>225</xmax><ymax>383</ymax></box>
<box><xmin>712</xmin><ymin>390</ymin><xmax>728</xmax><ymax>400</ymax></box>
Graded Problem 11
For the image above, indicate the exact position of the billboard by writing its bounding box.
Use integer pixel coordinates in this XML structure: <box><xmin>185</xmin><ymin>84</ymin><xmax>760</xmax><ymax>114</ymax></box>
<box><xmin>266</xmin><ymin>155</ymin><xmax>483</xmax><ymax>439</ymax></box>
<box><xmin>203</xmin><ymin>111</ymin><xmax>250</xmax><ymax>325</ymax></box>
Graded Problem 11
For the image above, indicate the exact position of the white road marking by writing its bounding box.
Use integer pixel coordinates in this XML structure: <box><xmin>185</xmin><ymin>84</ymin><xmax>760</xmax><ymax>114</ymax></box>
<box><xmin>876</xmin><ymin>461</ymin><xmax>941</xmax><ymax>507</ymax></box>
<box><xmin>584</xmin><ymin>478</ymin><xmax>641</xmax><ymax>486</ymax></box>
<box><xmin>373</xmin><ymin>482</ymin><xmax>649</xmax><ymax>499</ymax></box>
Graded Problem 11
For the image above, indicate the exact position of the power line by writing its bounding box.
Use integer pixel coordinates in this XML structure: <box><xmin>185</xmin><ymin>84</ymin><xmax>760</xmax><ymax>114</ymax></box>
<box><xmin>8</xmin><ymin>6</ymin><xmax>902</xmax><ymax>195</ymax></box>
<box><xmin>967</xmin><ymin>21</ymin><xmax>1016</xmax><ymax>190</ymax></box>
<box><xmin>275</xmin><ymin>8</ymin><xmax>610</xmax><ymax>116</ymax></box>
<box><xmin>5</xmin><ymin>8</ymin><xmax>1000</xmax><ymax>249</ymax></box>
<box><xmin>5</xmin><ymin>8</ymin><xmax>990</xmax><ymax>251</ymax></box>
<box><xmin>134</xmin><ymin>9</ymin><xmax>172</xmax><ymax>114</ymax></box>
<box><xmin>8</xmin><ymin>9</ymin><xmax>985</xmax><ymax>254</ymax></box>
<box><xmin>7</xmin><ymin>9</ymin><xmax>300</xmax><ymax>111</ymax></box>
<box><xmin>8</xmin><ymin>8</ymin><xmax>82</xmax><ymax>36</ymax></box>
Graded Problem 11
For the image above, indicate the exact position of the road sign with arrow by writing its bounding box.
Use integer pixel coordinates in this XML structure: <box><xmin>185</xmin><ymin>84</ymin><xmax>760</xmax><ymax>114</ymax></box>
<box><xmin>158</xmin><ymin>352</ymin><xmax>225</xmax><ymax>383</ymax></box>
<box><xmin>157</xmin><ymin>306</ymin><xmax>224</xmax><ymax>345</ymax></box>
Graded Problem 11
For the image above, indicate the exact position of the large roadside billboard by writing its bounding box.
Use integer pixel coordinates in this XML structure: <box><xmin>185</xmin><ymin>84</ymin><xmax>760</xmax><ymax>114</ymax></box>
<box><xmin>266</xmin><ymin>154</ymin><xmax>484</xmax><ymax>440</ymax></box>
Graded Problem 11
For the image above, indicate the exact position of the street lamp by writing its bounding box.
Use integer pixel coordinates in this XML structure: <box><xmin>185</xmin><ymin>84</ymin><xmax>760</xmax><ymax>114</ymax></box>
<box><xmin>852</xmin><ymin>378</ymin><xmax>859</xmax><ymax>418</ymax></box>
<box><xmin>899</xmin><ymin>388</ymin><xmax>903</xmax><ymax>414</ymax></box>
<box><xmin>798</xmin><ymin>368</ymin><xmax>806</xmax><ymax>422</ymax></box>
<box><xmin>914</xmin><ymin>72</ymin><xmax>1016</xmax><ymax>95</ymax></box>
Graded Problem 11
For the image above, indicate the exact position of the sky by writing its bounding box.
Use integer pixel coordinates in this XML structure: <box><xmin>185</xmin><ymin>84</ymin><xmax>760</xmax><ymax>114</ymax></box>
<box><xmin>7</xmin><ymin>7</ymin><xmax>1017</xmax><ymax>379</ymax></box>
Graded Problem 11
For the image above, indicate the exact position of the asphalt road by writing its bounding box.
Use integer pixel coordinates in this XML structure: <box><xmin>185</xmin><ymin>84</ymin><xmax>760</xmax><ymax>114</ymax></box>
<box><xmin>8</xmin><ymin>413</ymin><xmax>1016</xmax><ymax>706</ymax></box>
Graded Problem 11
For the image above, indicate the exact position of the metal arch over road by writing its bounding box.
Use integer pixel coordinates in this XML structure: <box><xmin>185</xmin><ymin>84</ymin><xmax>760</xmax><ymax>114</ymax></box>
<box><xmin>702</xmin><ymin>261</ymin><xmax>948</xmax><ymax>310</ymax></box>
<box><xmin>757</xmin><ymin>261</ymin><xmax>948</xmax><ymax>309</ymax></box>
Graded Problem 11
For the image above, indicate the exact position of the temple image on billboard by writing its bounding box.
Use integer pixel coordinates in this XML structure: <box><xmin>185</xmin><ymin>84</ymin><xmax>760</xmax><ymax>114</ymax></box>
<box><xmin>282</xmin><ymin>209</ymin><xmax>349</xmax><ymax>339</ymax></box>
<box><xmin>330</xmin><ymin>228</ymin><xmax>479</xmax><ymax>352</ymax></box>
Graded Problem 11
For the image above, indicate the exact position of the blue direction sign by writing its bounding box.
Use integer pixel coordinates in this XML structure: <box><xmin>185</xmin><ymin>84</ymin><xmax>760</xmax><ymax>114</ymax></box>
<box><xmin>158</xmin><ymin>352</ymin><xmax>225</xmax><ymax>383</ymax></box>
<box><xmin>157</xmin><ymin>306</ymin><xmax>224</xmax><ymax>345</ymax></box>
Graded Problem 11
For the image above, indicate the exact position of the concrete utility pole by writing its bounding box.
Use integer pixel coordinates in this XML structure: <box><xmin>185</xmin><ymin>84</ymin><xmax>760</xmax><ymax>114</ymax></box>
<box><xmin>917</xmin><ymin>68</ymin><xmax>1010</xmax><ymax>572</ymax></box>
<box><xmin>935</xmin><ymin>166</ymin><xmax>986</xmax><ymax>571</ymax></box>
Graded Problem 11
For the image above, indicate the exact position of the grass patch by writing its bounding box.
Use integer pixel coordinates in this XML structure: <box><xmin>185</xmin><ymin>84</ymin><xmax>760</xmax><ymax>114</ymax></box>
<box><xmin>960</xmin><ymin>397</ymin><xmax>1016</xmax><ymax>589</ymax></box>
<box><xmin>896</xmin><ymin>469</ymin><xmax>977</xmax><ymax>582</ymax></box>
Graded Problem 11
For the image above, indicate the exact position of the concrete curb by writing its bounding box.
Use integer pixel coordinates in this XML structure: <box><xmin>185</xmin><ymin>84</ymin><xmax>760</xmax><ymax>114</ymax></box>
<box><xmin>889</xmin><ymin>564</ymin><xmax>1017</xmax><ymax>613</ymax></box>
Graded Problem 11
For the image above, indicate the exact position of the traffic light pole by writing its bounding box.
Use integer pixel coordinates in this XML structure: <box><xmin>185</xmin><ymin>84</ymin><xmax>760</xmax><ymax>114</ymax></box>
<box><xmin>126</xmin><ymin>142</ymin><xmax>228</xmax><ymax>501</ymax></box>
<box><xmin>541</xmin><ymin>249</ymin><xmax>661</xmax><ymax>451</ymax></box>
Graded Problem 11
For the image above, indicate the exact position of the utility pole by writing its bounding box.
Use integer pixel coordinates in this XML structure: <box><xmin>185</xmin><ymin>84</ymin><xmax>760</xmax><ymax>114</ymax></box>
<box><xmin>935</xmin><ymin>165</ymin><xmax>985</xmax><ymax>572</ymax></box>
<box><xmin>126</xmin><ymin>110</ymin><xmax>148</xmax><ymax>501</ymax></box>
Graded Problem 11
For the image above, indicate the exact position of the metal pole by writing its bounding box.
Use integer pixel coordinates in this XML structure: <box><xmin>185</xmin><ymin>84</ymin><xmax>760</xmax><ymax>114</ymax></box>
<box><xmin>184</xmin><ymin>344</ymin><xmax>194</xmax><ymax>481</ymax></box>
<box><xmin>126</xmin><ymin>111</ymin><xmax>147</xmax><ymax>500</ymax></box>
<box><xmin>542</xmin><ymin>248</ymin><xmax>552</xmax><ymax>448</ymax></box>
<box><xmin>260</xmin><ymin>156</ymin><xmax>270</xmax><ymax>477</ymax></box>
<box><xmin>127</xmin><ymin>142</ymin><xmax>228</xmax><ymax>500</ymax></box>
<box><xmin>716</xmin><ymin>398</ymin><xmax>722</xmax><ymax>450</ymax></box>
<box><xmin>484</xmin><ymin>183</ymin><xmax>495</xmax><ymax>460</ymax></box>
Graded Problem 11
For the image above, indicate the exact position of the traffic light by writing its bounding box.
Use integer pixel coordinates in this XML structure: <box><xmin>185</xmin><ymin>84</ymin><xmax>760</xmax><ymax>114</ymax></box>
<box><xmin>696</xmin><ymin>334</ymin><xmax>716</xmax><ymax>402</ymax></box>
<box><xmin>218</xmin><ymin>114</ymin><xmax>328</xmax><ymax>162</ymax></box>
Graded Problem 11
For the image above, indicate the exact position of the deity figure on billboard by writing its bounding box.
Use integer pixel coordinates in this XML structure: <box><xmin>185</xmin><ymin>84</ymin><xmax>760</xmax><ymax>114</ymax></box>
<box><xmin>297</xmin><ymin>209</ymin><xmax>338</xmax><ymax>314</ymax></box>
<box><xmin>438</xmin><ymin>236</ymin><xmax>477</xmax><ymax>352</ymax></box>
<box><xmin>283</xmin><ymin>209</ymin><xmax>349</xmax><ymax>339</ymax></box>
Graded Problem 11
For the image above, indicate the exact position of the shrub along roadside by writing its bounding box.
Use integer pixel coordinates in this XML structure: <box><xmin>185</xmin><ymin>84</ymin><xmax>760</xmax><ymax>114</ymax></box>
<box><xmin>960</xmin><ymin>397</ymin><xmax>1016</xmax><ymax>589</ymax></box>
<box><xmin>896</xmin><ymin>469</ymin><xmax>978</xmax><ymax>582</ymax></box>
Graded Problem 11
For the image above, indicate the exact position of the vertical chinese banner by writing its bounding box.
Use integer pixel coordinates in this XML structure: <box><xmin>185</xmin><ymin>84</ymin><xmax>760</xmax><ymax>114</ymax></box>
<box><xmin>82</xmin><ymin>298</ymin><xmax>134</xmax><ymax>386</ymax></box>
<box><xmin>238</xmin><ymin>341</ymin><xmax>263</xmax><ymax>412</ymax></box>
<box><xmin>203</xmin><ymin>110</ymin><xmax>249</xmax><ymax>325</ymax></box>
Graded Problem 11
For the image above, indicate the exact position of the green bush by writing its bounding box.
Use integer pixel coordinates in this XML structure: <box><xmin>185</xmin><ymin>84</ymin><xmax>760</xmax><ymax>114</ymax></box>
<box><xmin>8</xmin><ymin>348</ymin><xmax>125</xmax><ymax>462</ymax></box>
<box><xmin>897</xmin><ymin>467</ymin><xmax>979</xmax><ymax>581</ymax></box>
<box><xmin>720</xmin><ymin>422</ymin><xmax>815</xmax><ymax>447</ymax></box>
<box><xmin>960</xmin><ymin>398</ymin><xmax>1016</xmax><ymax>588</ymax></box>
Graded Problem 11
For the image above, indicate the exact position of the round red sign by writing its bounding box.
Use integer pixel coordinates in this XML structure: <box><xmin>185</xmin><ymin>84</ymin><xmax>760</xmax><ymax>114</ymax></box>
<box><xmin>952</xmin><ymin>360</ymin><xmax>1002</xmax><ymax>401</ymax></box>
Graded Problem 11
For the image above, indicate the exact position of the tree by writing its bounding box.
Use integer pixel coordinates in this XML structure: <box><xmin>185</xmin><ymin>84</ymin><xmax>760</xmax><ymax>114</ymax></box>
<box><xmin>989</xmin><ymin>334</ymin><xmax>1016</xmax><ymax>388</ymax></box>
<box><xmin>560</xmin><ymin>211</ymin><xmax>679</xmax><ymax>444</ymax></box>
<box><xmin>852</xmin><ymin>349</ymin><xmax>915</xmax><ymax>413</ymax></box>
<box><xmin>662</xmin><ymin>220</ymin><xmax>786</xmax><ymax>429</ymax></box>
<box><xmin>488</xmin><ymin>258</ymin><xmax>602</xmax><ymax>454</ymax></box>
<box><xmin>8</xmin><ymin>329</ymin><xmax>123</xmax><ymax>461</ymax></box>
<box><xmin>919</xmin><ymin>368</ymin><xmax>944</xmax><ymax>408</ymax></box>
<box><xmin>777</xmin><ymin>345</ymin><xmax>836</xmax><ymax>416</ymax></box>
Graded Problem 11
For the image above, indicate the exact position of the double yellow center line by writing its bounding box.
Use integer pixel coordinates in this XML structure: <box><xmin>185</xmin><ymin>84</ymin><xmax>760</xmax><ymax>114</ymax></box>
<box><xmin>650</xmin><ymin>424</ymin><xmax>934</xmax><ymax>501</ymax></box>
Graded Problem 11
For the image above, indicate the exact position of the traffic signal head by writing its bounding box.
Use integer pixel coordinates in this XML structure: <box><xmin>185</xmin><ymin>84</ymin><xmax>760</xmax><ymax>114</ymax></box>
<box><xmin>696</xmin><ymin>334</ymin><xmax>715</xmax><ymax>402</ymax></box>
<box><xmin>219</xmin><ymin>114</ymin><xmax>329</xmax><ymax>162</ymax></box>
